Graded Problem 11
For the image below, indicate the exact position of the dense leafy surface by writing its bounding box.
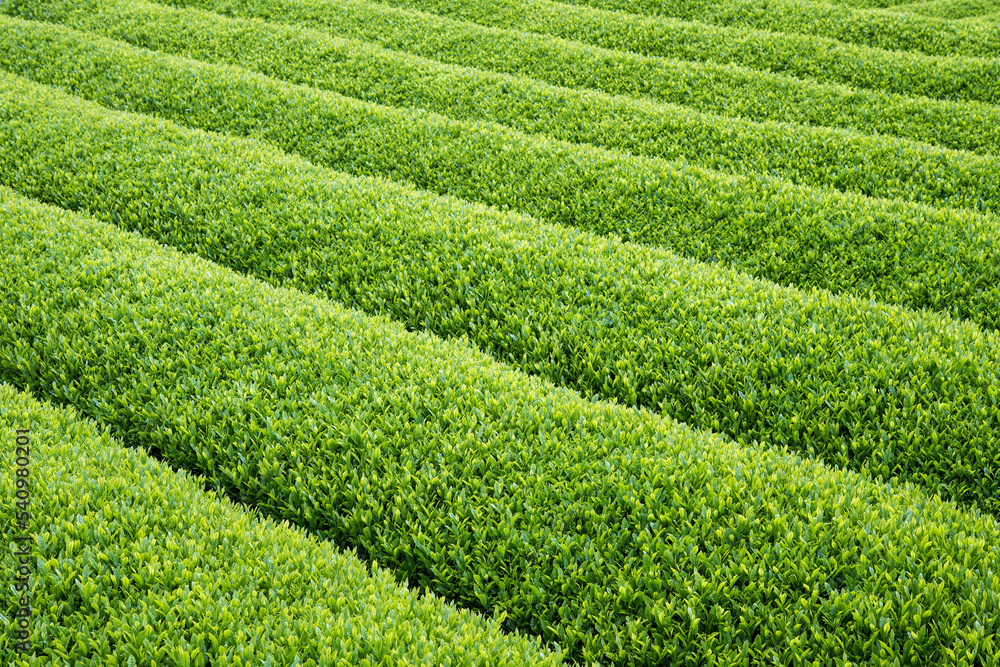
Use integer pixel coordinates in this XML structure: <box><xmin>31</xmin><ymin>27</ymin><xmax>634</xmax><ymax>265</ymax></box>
<box><xmin>5</xmin><ymin>14</ymin><xmax>1000</xmax><ymax>336</ymax></box>
<box><xmin>563</xmin><ymin>0</ymin><xmax>1000</xmax><ymax>57</ymax></box>
<box><xmin>964</xmin><ymin>9</ymin><xmax>1000</xmax><ymax>22</ymax></box>
<box><xmin>894</xmin><ymin>0</ymin><xmax>1000</xmax><ymax>20</ymax></box>
<box><xmin>13</xmin><ymin>0</ymin><xmax>1000</xmax><ymax>209</ymax></box>
<box><xmin>0</xmin><ymin>382</ymin><xmax>558</xmax><ymax>665</ymax></box>
<box><xmin>3</xmin><ymin>0</ymin><xmax>1000</xmax><ymax>663</ymax></box>
<box><xmin>36</xmin><ymin>0</ymin><xmax>1000</xmax><ymax>155</ymax></box>
<box><xmin>3</xmin><ymin>187</ymin><xmax>1000</xmax><ymax>665</ymax></box>
<box><xmin>3</xmin><ymin>73</ymin><xmax>1000</xmax><ymax>518</ymax></box>
<box><xmin>829</xmin><ymin>0</ymin><xmax>1000</xmax><ymax>14</ymax></box>
<box><xmin>375</xmin><ymin>0</ymin><xmax>1000</xmax><ymax>105</ymax></box>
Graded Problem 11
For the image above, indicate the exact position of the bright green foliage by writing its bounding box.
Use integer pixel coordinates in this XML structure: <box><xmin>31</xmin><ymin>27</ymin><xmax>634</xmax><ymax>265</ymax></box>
<box><xmin>2</xmin><ymin>73</ymin><xmax>1000</xmax><ymax>518</ymax></box>
<box><xmin>375</xmin><ymin>0</ymin><xmax>1000</xmax><ymax>105</ymax></box>
<box><xmin>4</xmin><ymin>187</ymin><xmax>1000</xmax><ymax>665</ymax></box>
<box><xmin>831</xmin><ymin>0</ymin><xmax>967</xmax><ymax>10</ymax></box>
<box><xmin>569</xmin><ymin>0</ymin><xmax>1000</xmax><ymax>58</ymax></box>
<box><xmin>5</xmin><ymin>16</ymin><xmax>1000</xmax><ymax>329</ymax></box>
<box><xmin>965</xmin><ymin>8</ymin><xmax>1000</xmax><ymax>19</ymax></box>
<box><xmin>893</xmin><ymin>0</ymin><xmax>1000</xmax><ymax>20</ymax></box>
<box><xmin>2</xmin><ymin>0</ymin><xmax>999</xmax><ymax>664</ymax></box>
<box><xmin>12</xmin><ymin>1</ymin><xmax>1000</xmax><ymax>212</ymax></box>
<box><xmin>963</xmin><ymin>8</ymin><xmax>1000</xmax><ymax>20</ymax></box>
<box><xmin>809</xmin><ymin>0</ymin><xmax>936</xmax><ymax>7</ymax></box>
<box><xmin>0</xmin><ymin>383</ymin><xmax>561</xmax><ymax>666</ymax></box>
<box><xmin>27</xmin><ymin>0</ymin><xmax>1000</xmax><ymax>156</ymax></box>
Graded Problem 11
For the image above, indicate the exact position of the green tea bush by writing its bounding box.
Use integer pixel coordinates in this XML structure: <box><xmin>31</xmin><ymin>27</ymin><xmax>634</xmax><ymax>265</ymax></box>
<box><xmin>830</xmin><ymin>0</ymin><xmax>950</xmax><ymax>10</ymax></box>
<box><xmin>3</xmin><ymin>20</ymin><xmax>1000</xmax><ymax>328</ymax></box>
<box><xmin>3</xmin><ymin>188</ymin><xmax>1000</xmax><ymax>666</ymax></box>
<box><xmin>2</xmin><ymin>74</ymin><xmax>1000</xmax><ymax>518</ymax></box>
<box><xmin>0</xmin><ymin>382</ymin><xmax>560</xmax><ymax>666</ymax></box>
<box><xmin>963</xmin><ymin>9</ymin><xmax>1000</xmax><ymax>22</ymax></box>
<box><xmin>13</xmin><ymin>0</ymin><xmax>1000</xmax><ymax>155</ymax></box>
<box><xmin>570</xmin><ymin>0</ymin><xmax>1000</xmax><ymax>58</ymax></box>
<box><xmin>892</xmin><ymin>0</ymin><xmax>1000</xmax><ymax>20</ymax></box>
<box><xmin>12</xmin><ymin>1</ymin><xmax>1000</xmax><ymax>207</ymax></box>
<box><xmin>377</xmin><ymin>0</ymin><xmax>1000</xmax><ymax>105</ymax></box>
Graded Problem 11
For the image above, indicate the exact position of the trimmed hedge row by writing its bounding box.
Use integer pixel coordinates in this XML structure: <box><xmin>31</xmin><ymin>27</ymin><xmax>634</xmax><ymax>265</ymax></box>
<box><xmin>16</xmin><ymin>0</ymin><xmax>1000</xmax><ymax>208</ymax></box>
<box><xmin>4</xmin><ymin>186</ymin><xmax>1000</xmax><ymax>666</ymax></box>
<box><xmin>6</xmin><ymin>17</ymin><xmax>1000</xmax><ymax>334</ymax></box>
<box><xmin>376</xmin><ymin>0</ymin><xmax>1000</xmax><ymax>105</ymax></box>
<box><xmin>827</xmin><ymin>0</ymin><xmax>982</xmax><ymax>9</ymax></box>
<box><xmin>0</xmin><ymin>380</ymin><xmax>559</xmax><ymax>666</ymax></box>
<box><xmin>963</xmin><ymin>8</ymin><xmax>1000</xmax><ymax>20</ymax></box>
<box><xmin>3</xmin><ymin>73</ymin><xmax>1000</xmax><ymax>519</ymax></box>
<box><xmin>895</xmin><ymin>0</ymin><xmax>1000</xmax><ymax>20</ymax></box>
<box><xmin>29</xmin><ymin>0</ymin><xmax>1000</xmax><ymax>156</ymax></box>
<box><xmin>563</xmin><ymin>0</ymin><xmax>1000</xmax><ymax>58</ymax></box>
<box><xmin>829</xmin><ymin>0</ymin><xmax>931</xmax><ymax>7</ymax></box>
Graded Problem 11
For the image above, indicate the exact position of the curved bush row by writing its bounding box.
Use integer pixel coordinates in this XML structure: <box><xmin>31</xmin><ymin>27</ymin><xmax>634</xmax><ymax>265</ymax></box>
<box><xmin>17</xmin><ymin>1</ymin><xmax>1000</xmax><ymax>208</ymax></box>
<box><xmin>376</xmin><ymin>0</ymin><xmax>1000</xmax><ymax>105</ymax></box>
<box><xmin>894</xmin><ymin>0</ymin><xmax>1000</xmax><ymax>20</ymax></box>
<box><xmin>23</xmin><ymin>0</ymin><xmax>1000</xmax><ymax>156</ymax></box>
<box><xmin>4</xmin><ymin>188</ymin><xmax>1000</xmax><ymax>667</ymax></box>
<box><xmin>570</xmin><ymin>0</ymin><xmax>1000</xmax><ymax>57</ymax></box>
<box><xmin>0</xmin><ymin>381</ymin><xmax>558</xmax><ymax>666</ymax></box>
<box><xmin>3</xmin><ymin>74</ymin><xmax>1000</xmax><ymax>518</ymax></box>
<box><xmin>963</xmin><ymin>9</ymin><xmax>1000</xmax><ymax>21</ymax></box>
<box><xmin>5</xmin><ymin>16</ymin><xmax>1000</xmax><ymax>330</ymax></box>
<box><xmin>12</xmin><ymin>16</ymin><xmax>1000</xmax><ymax>329</ymax></box>
<box><xmin>830</xmin><ymin>0</ymin><xmax>928</xmax><ymax>8</ymax></box>
<box><xmin>830</xmin><ymin>0</ymin><xmax>960</xmax><ymax>9</ymax></box>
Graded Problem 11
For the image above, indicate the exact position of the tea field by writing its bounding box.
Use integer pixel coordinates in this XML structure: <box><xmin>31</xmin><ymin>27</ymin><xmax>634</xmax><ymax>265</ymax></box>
<box><xmin>1</xmin><ymin>0</ymin><xmax>1000</xmax><ymax>664</ymax></box>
